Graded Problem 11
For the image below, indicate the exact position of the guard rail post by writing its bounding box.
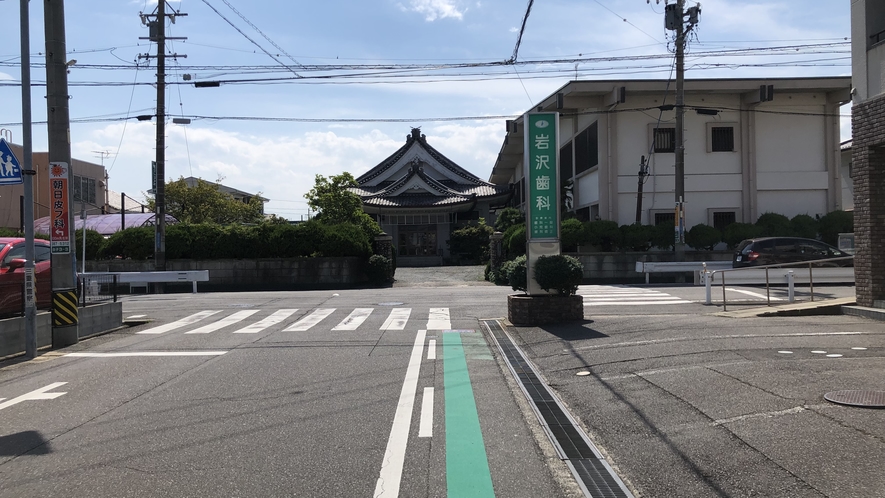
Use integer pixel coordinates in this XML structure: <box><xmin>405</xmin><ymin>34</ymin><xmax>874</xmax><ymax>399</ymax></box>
<box><xmin>808</xmin><ymin>262</ymin><xmax>815</xmax><ymax>301</ymax></box>
<box><xmin>705</xmin><ymin>270</ymin><xmax>712</xmax><ymax>305</ymax></box>
<box><xmin>787</xmin><ymin>271</ymin><xmax>795</xmax><ymax>302</ymax></box>
<box><xmin>721</xmin><ymin>272</ymin><xmax>728</xmax><ymax>311</ymax></box>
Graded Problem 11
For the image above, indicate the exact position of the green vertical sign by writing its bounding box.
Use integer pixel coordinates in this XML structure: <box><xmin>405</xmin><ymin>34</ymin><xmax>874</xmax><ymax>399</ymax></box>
<box><xmin>525</xmin><ymin>113</ymin><xmax>559</xmax><ymax>240</ymax></box>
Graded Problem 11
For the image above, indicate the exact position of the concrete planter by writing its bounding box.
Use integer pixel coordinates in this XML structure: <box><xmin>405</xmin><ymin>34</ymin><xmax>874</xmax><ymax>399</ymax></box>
<box><xmin>507</xmin><ymin>294</ymin><xmax>584</xmax><ymax>326</ymax></box>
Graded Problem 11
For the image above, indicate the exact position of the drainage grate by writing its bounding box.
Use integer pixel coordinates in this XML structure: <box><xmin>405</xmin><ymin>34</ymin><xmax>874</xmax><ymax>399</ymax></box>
<box><xmin>824</xmin><ymin>390</ymin><xmax>885</xmax><ymax>408</ymax></box>
<box><xmin>482</xmin><ymin>320</ymin><xmax>633</xmax><ymax>498</ymax></box>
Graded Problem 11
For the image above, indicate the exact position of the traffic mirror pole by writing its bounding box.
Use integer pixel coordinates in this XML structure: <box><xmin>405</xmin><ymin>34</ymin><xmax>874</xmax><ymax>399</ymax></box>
<box><xmin>20</xmin><ymin>0</ymin><xmax>37</xmax><ymax>358</ymax></box>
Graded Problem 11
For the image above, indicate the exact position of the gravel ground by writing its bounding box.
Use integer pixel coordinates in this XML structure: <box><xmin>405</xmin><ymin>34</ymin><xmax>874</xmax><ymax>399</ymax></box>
<box><xmin>392</xmin><ymin>265</ymin><xmax>492</xmax><ymax>287</ymax></box>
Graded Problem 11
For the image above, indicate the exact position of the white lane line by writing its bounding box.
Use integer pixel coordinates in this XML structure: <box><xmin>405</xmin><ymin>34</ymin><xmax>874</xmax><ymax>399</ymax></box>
<box><xmin>418</xmin><ymin>387</ymin><xmax>434</xmax><ymax>438</ymax></box>
<box><xmin>333</xmin><ymin>308</ymin><xmax>374</xmax><ymax>331</ymax></box>
<box><xmin>284</xmin><ymin>308</ymin><xmax>336</xmax><ymax>332</ymax></box>
<box><xmin>427</xmin><ymin>339</ymin><xmax>437</xmax><ymax>360</ymax></box>
<box><xmin>0</xmin><ymin>382</ymin><xmax>68</xmax><ymax>411</ymax></box>
<box><xmin>426</xmin><ymin>307</ymin><xmax>451</xmax><ymax>330</ymax></box>
<box><xmin>136</xmin><ymin>310</ymin><xmax>221</xmax><ymax>334</ymax></box>
<box><xmin>234</xmin><ymin>309</ymin><xmax>297</xmax><ymax>334</ymax></box>
<box><xmin>380</xmin><ymin>308</ymin><xmax>411</xmax><ymax>331</ymax></box>
<box><xmin>572</xmin><ymin>331</ymin><xmax>872</xmax><ymax>353</ymax></box>
<box><xmin>725</xmin><ymin>287</ymin><xmax>784</xmax><ymax>300</ymax></box>
<box><xmin>126</xmin><ymin>315</ymin><xmax>146</xmax><ymax>319</ymax></box>
<box><xmin>66</xmin><ymin>351</ymin><xmax>228</xmax><ymax>357</ymax></box>
<box><xmin>374</xmin><ymin>330</ymin><xmax>426</xmax><ymax>498</ymax></box>
<box><xmin>185</xmin><ymin>310</ymin><xmax>259</xmax><ymax>334</ymax></box>
<box><xmin>584</xmin><ymin>300</ymin><xmax>690</xmax><ymax>306</ymax></box>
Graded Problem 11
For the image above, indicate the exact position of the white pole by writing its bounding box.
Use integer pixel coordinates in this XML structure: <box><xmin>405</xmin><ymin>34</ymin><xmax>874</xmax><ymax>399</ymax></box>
<box><xmin>705</xmin><ymin>271</ymin><xmax>712</xmax><ymax>305</ymax></box>
<box><xmin>787</xmin><ymin>271</ymin><xmax>795</xmax><ymax>302</ymax></box>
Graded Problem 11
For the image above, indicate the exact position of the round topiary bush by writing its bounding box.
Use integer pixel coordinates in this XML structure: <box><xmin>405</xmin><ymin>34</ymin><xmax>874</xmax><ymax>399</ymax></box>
<box><xmin>686</xmin><ymin>223</ymin><xmax>721</xmax><ymax>250</ymax></box>
<box><xmin>365</xmin><ymin>254</ymin><xmax>393</xmax><ymax>286</ymax></box>
<box><xmin>507</xmin><ymin>255</ymin><xmax>527</xmax><ymax>292</ymax></box>
<box><xmin>533</xmin><ymin>254</ymin><xmax>584</xmax><ymax>295</ymax></box>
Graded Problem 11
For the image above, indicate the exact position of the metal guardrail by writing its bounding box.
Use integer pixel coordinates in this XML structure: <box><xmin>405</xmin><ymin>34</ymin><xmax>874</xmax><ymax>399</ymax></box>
<box><xmin>634</xmin><ymin>260</ymin><xmax>732</xmax><ymax>284</ymax></box>
<box><xmin>82</xmin><ymin>270</ymin><xmax>210</xmax><ymax>294</ymax></box>
<box><xmin>703</xmin><ymin>256</ymin><xmax>855</xmax><ymax>311</ymax></box>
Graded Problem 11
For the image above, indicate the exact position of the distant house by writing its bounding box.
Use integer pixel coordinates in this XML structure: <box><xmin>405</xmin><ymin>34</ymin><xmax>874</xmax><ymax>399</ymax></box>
<box><xmin>491</xmin><ymin>77</ymin><xmax>851</xmax><ymax>233</ymax></box>
<box><xmin>181</xmin><ymin>177</ymin><xmax>269</xmax><ymax>215</ymax></box>
<box><xmin>0</xmin><ymin>144</ymin><xmax>107</xmax><ymax>231</ymax></box>
<box><xmin>351</xmin><ymin>128</ymin><xmax>512</xmax><ymax>266</ymax></box>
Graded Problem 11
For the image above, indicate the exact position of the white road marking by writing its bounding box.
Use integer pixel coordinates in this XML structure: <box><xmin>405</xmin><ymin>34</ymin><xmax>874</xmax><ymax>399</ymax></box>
<box><xmin>713</xmin><ymin>406</ymin><xmax>807</xmax><ymax>426</ymax></box>
<box><xmin>0</xmin><ymin>382</ymin><xmax>68</xmax><ymax>411</ymax></box>
<box><xmin>233</xmin><ymin>309</ymin><xmax>297</xmax><ymax>334</ymax></box>
<box><xmin>380</xmin><ymin>308</ymin><xmax>411</xmax><ymax>331</ymax></box>
<box><xmin>585</xmin><ymin>300</ymin><xmax>690</xmax><ymax>306</ymax></box>
<box><xmin>418</xmin><ymin>387</ymin><xmax>434</xmax><ymax>438</ymax></box>
<box><xmin>570</xmin><ymin>331</ymin><xmax>871</xmax><ymax>353</ymax></box>
<box><xmin>374</xmin><ymin>330</ymin><xmax>426</xmax><ymax>498</ymax></box>
<box><xmin>578</xmin><ymin>285</ymin><xmax>690</xmax><ymax>306</ymax></box>
<box><xmin>426</xmin><ymin>308</ymin><xmax>451</xmax><ymax>330</ymax></box>
<box><xmin>427</xmin><ymin>339</ymin><xmax>437</xmax><ymax>360</ymax></box>
<box><xmin>725</xmin><ymin>287</ymin><xmax>783</xmax><ymax>300</ymax></box>
<box><xmin>136</xmin><ymin>310</ymin><xmax>221</xmax><ymax>334</ymax></box>
<box><xmin>284</xmin><ymin>308</ymin><xmax>336</xmax><ymax>331</ymax></box>
<box><xmin>125</xmin><ymin>314</ymin><xmax>146</xmax><ymax>319</ymax></box>
<box><xmin>185</xmin><ymin>310</ymin><xmax>259</xmax><ymax>334</ymax></box>
<box><xmin>66</xmin><ymin>351</ymin><xmax>227</xmax><ymax>357</ymax></box>
<box><xmin>333</xmin><ymin>308</ymin><xmax>374</xmax><ymax>331</ymax></box>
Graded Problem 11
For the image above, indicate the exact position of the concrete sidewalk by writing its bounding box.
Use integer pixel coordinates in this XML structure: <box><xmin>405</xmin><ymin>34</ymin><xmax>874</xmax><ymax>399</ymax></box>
<box><xmin>504</xmin><ymin>305</ymin><xmax>885</xmax><ymax>497</ymax></box>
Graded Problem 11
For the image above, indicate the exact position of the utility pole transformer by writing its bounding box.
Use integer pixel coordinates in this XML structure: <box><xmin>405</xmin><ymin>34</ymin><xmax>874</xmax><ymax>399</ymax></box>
<box><xmin>139</xmin><ymin>2</ymin><xmax>186</xmax><ymax>289</ymax></box>
<box><xmin>44</xmin><ymin>0</ymin><xmax>79</xmax><ymax>347</ymax></box>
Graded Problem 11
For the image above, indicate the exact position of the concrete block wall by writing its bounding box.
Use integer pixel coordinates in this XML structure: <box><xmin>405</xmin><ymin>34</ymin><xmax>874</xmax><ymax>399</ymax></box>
<box><xmin>852</xmin><ymin>94</ymin><xmax>885</xmax><ymax>307</ymax></box>
<box><xmin>0</xmin><ymin>302</ymin><xmax>122</xmax><ymax>359</ymax></box>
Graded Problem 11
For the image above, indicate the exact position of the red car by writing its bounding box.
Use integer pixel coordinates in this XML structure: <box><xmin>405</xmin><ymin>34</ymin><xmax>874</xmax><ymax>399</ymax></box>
<box><xmin>0</xmin><ymin>237</ymin><xmax>52</xmax><ymax>317</ymax></box>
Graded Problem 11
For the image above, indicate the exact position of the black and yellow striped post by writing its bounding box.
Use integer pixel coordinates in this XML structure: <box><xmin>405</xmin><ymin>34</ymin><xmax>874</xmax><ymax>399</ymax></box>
<box><xmin>52</xmin><ymin>289</ymin><xmax>79</xmax><ymax>348</ymax></box>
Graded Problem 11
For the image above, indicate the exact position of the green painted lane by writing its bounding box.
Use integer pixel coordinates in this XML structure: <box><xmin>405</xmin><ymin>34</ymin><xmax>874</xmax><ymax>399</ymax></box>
<box><xmin>443</xmin><ymin>332</ymin><xmax>495</xmax><ymax>497</ymax></box>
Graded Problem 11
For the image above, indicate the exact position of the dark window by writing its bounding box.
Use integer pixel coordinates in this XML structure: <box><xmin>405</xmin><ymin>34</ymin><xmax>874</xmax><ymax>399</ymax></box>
<box><xmin>654</xmin><ymin>212</ymin><xmax>675</xmax><ymax>226</ymax></box>
<box><xmin>574</xmin><ymin>122</ymin><xmax>598</xmax><ymax>174</ymax></box>
<box><xmin>35</xmin><ymin>245</ymin><xmax>51</xmax><ymax>262</ymax></box>
<box><xmin>711</xmin><ymin>127</ymin><xmax>735</xmax><ymax>152</ymax></box>
<box><xmin>712</xmin><ymin>212</ymin><xmax>736</xmax><ymax>231</ymax></box>
<box><xmin>773</xmin><ymin>239</ymin><xmax>797</xmax><ymax>254</ymax></box>
<box><xmin>575</xmin><ymin>206</ymin><xmax>590</xmax><ymax>222</ymax></box>
<box><xmin>653</xmin><ymin>128</ymin><xmax>675</xmax><ymax>153</ymax></box>
<box><xmin>1</xmin><ymin>244</ymin><xmax>26</xmax><ymax>266</ymax></box>
<box><xmin>560</xmin><ymin>142</ymin><xmax>573</xmax><ymax>182</ymax></box>
<box><xmin>458</xmin><ymin>210</ymin><xmax>479</xmax><ymax>221</ymax></box>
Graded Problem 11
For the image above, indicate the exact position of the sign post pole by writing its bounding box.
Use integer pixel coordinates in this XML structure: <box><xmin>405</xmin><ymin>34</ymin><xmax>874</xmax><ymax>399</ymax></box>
<box><xmin>524</xmin><ymin>112</ymin><xmax>561</xmax><ymax>295</ymax></box>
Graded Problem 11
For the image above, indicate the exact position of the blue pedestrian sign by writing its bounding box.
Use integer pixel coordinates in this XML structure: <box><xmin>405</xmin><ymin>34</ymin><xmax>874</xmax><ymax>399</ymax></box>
<box><xmin>0</xmin><ymin>138</ymin><xmax>23</xmax><ymax>186</ymax></box>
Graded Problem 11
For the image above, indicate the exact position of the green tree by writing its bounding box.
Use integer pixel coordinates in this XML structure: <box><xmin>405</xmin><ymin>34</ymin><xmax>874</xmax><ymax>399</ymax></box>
<box><xmin>305</xmin><ymin>173</ymin><xmax>381</xmax><ymax>239</ymax></box>
<box><xmin>494</xmin><ymin>207</ymin><xmax>524</xmax><ymax>233</ymax></box>
<box><xmin>147</xmin><ymin>177</ymin><xmax>264</xmax><ymax>225</ymax></box>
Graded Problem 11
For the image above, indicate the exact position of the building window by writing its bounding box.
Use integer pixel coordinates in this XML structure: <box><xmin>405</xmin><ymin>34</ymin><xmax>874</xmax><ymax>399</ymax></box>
<box><xmin>711</xmin><ymin>126</ymin><xmax>735</xmax><ymax>152</ymax></box>
<box><xmin>72</xmin><ymin>175</ymin><xmax>97</xmax><ymax>205</ymax></box>
<box><xmin>560</xmin><ymin>142</ymin><xmax>573</xmax><ymax>182</ymax></box>
<box><xmin>653</xmin><ymin>211</ymin><xmax>675</xmax><ymax>226</ymax></box>
<box><xmin>574</xmin><ymin>122</ymin><xmax>598</xmax><ymax>174</ymax></box>
<box><xmin>653</xmin><ymin>128</ymin><xmax>675</xmax><ymax>153</ymax></box>
<box><xmin>712</xmin><ymin>211</ymin><xmax>736</xmax><ymax>231</ymax></box>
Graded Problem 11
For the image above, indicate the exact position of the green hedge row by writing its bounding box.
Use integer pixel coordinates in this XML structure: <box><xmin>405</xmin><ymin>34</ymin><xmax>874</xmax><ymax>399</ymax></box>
<box><xmin>82</xmin><ymin>220</ymin><xmax>375</xmax><ymax>260</ymax></box>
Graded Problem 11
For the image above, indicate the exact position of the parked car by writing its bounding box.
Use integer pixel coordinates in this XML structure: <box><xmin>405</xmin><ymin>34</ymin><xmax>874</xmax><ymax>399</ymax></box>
<box><xmin>0</xmin><ymin>237</ymin><xmax>52</xmax><ymax>317</ymax></box>
<box><xmin>732</xmin><ymin>237</ymin><xmax>853</xmax><ymax>268</ymax></box>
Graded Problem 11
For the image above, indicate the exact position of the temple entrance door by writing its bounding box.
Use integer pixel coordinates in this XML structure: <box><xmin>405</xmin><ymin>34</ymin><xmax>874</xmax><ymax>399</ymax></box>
<box><xmin>398</xmin><ymin>224</ymin><xmax>437</xmax><ymax>256</ymax></box>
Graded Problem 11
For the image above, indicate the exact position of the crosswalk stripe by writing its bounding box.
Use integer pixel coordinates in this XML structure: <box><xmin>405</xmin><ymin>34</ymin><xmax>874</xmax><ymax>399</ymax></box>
<box><xmin>333</xmin><ymin>308</ymin><xmax>374</xmax><ymax>330</ymax></box>
<box><xmin>233</xmin><ymin>309</ymin><xmax>298</xmax><ymax>334</ymax></box>
<box><xmin>381</xmin><ymin>308</ymin><xmax>411</xmax><ymax>331</ymax></box>
<box><xmin>426</xmin><ymin>308</ymin><xmax>451</xmax><ymax>330</ymax></box>
<box><xmin>584</xmin><ymin>300</ymin><xmax>690</xmax><ymax>306</ymax></box>
<box><xmin>185</xmin><ymin>310</ymin><xmax>260</xmax><ymax>334</ymax></box>
<box><xmin>583</xmin><ymin>296</ymin><xmax>683</xmax><ymax>301</ymax></box>
<box><xmin>137</xmin><ymin>310</ymin><xmax>221</xmax><ymax>334</ymax></box>
<box><xmin>284</xmin><ymin>308</ymin><xmax>336</xmax><ymax>332</ymax></box>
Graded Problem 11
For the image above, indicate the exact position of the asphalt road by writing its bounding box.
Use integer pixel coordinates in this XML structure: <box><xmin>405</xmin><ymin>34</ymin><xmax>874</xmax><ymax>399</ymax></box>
<box><xmin>0</xmin><ymin>267</ymin><xmax>878</xmax><ymax>498</ymax></box>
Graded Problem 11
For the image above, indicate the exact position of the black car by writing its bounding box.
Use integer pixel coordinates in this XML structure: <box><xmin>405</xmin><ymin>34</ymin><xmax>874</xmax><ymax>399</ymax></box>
<box><xmin>732</xmin><ymin>237</ymin><xmax>853</xmax><ymax>268</ymax></box>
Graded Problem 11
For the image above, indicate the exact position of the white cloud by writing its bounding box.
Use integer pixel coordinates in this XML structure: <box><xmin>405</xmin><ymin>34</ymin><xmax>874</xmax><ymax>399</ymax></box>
<box><xmin>400</xmin><ymin>0</ymin><xmax>467</xmax><ymax>21</ymax></box>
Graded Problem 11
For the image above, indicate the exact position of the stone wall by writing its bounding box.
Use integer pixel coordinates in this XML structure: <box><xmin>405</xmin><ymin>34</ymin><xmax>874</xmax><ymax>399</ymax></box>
<box><xmin>87</xmin><ymin>258</ymin><xmax>366</xmax><ymax>291</ymax></box>
<box><xmin>852</xmin><ymin>93</ymin><xmax>885</xmax><ymax>307</ymax></box>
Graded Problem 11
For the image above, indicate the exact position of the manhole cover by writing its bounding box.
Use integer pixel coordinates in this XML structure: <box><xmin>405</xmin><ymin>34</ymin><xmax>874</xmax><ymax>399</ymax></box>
<box><xmin>824</xmin><ymin>390</ymin><xmax>885</xmax><ymax>408</ymax></box>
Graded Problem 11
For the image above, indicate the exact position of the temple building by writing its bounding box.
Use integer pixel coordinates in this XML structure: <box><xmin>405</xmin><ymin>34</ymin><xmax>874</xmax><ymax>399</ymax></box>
<box><xmin>351</xmin><ymin>128</ymin><xmax>511</xmax><ymax>266</ymax></box>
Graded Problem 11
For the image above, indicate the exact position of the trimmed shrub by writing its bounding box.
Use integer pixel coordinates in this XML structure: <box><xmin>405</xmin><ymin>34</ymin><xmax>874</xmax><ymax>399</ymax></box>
<box><xmin>790</xmin><ymin>214</ymin><xmax>819</xmax><ymax>240</ymax></box>
<box><xmin>503</xmin><ymin>224</ymin><xmax>526</xmax><ymax>258</ymax></box>
<box><xmin>100</xmin><ymin>226</ymin><xmax>154</xmax><ymax>260</ymax></box>
<box><xmin>449</xmin><ymin>219</ymin><xmax>494</xmax><ymax>263</ymax></box>
<box><xmin>755</xmin><ymin>212</ymin><xmax>792</xmax><ymax>237</ymax></box>
<box><xmin>818</xmin><ymin>210</ymin><xmax>853</xmax><ymax>246</ymax></box>
<box><xmin>560</xmin><ymin>218</ymin><xmax>586</xmax><ymax>252</ymax></box>
<box><xmin>619</xmin><ymin>223</ymin><xmax>655</xmax><ymax>251</ymax></box>
<box><xmin>365</xmin><ymin>254</ymin><xmax>393</xmax><ymax>286</ymax></box>
<box><xmin>722</xmin><ymin>223</ymin><xmax>763</xmax><ymax>249</ymax></box>
<box><xmin>320</xmin><ymin>222</ymin><xmax>372</xmax><ymax>257</ymax></box>
<box><xmin>686</xmin><ymin>224</ymin><xmax>721</xmax><ymax>250</ymax></box>
<box><xmin>74</xmin><ymin>228</ymin><xmax>106</xmax><ymax>261</ymax></box>
<box><xmin>533</xmin><ymin>254</ymin><xmax>584</xmax><ymax>295</ymax></box>
<box><xmin>506</xmin><ymin>255</ymin><xmax>527</xmax><ymax>293</ymax></box>
<box><xmin>494</xmin><ymin>207</ymin><xmax>524</xmax><ymax>233</ymax></box>
<box><xmin>585</xmin><ymin>220</ymin><xmax>620</xmax><ymax>251</ymax></box>
<box><xmin>652</xmin><ymin>221</ymin><xmax>675</xmax><ymax>251</ymax></box>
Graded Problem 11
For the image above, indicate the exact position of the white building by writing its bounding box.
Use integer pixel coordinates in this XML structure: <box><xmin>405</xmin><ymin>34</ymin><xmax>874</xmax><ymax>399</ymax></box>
<box><xmin>490</xmin><ymin>77</ymin><xmax>851</xmax><ymax>232</ymax></box>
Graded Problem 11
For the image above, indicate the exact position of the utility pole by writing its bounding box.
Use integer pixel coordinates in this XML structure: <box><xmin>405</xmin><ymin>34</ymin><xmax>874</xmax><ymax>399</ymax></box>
<box><xmin>139</xmin><ymin>2</ymin><xmax>186</xmax><ymax>290</ymax></box>
<box><xmin>635</xmin><ymin>156</ymin><xmax>648</xmax><ymax>224</ymax></box>
<box><xmin>45</xmin><ymin>0</ymin><xmax>79</xmax><ymax>347</ymax></box>
<box><xmin>657</xmin><ymin>0</ymin><xmax>700</xmax><ymax>260</ymax></box>
<box><xmin>20</xmin><ymin>0</ymin><xmax>37</xmax><ymax>358</ymax></box>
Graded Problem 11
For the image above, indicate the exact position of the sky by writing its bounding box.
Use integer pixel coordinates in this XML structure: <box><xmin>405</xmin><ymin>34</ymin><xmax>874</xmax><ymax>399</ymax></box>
<box><xmin>0</xmin><ymin>0</ymin><xmax>852</xmax><ymax>220</ymax></box>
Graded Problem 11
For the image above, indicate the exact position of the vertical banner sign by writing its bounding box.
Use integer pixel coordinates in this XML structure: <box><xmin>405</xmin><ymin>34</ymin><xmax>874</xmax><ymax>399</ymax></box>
<box><xmin>49</xmin><ymin>162</ymin><xmax>72</xmax><ymax>254</ymax></box>
<box><xmin>525</xmin><ymin>113</ymin><xmax>560</xmax><ymax>240</ymax></box>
